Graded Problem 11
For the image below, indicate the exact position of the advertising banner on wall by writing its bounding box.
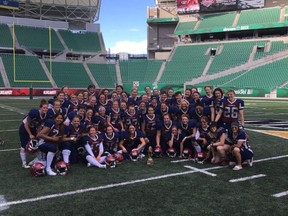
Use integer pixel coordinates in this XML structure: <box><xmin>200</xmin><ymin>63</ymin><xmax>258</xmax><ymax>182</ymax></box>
<box><xmin>177</xmin><ymin>0</ymin><xmax>200</xmax><ymax>14</ymax></box>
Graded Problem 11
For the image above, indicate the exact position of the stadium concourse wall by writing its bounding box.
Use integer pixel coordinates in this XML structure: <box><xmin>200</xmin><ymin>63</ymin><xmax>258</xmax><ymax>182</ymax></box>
<box><xmin>123</xmin><ymin>83</ymin><xmax>288</xmax><ymax>99</ymax></box>
<box><xmin>0</xmin><ymin>85</ymin><xmax>288</xmax><ymax>99</ymax></box>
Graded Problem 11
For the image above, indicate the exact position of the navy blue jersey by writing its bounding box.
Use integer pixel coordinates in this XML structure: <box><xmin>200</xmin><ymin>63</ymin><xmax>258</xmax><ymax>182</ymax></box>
<box><xmin>201</xmin><ymin>95</ymin><xmax>213</xmax><ymax>108</ymax></box>
<box><xmin>228</xmin><ymin>130</ymin><xmax>252</xmax><ymax>150</ymax></box>
<box><xmin>47</xmin><ymin>108</ymin><xmax>67</xmax><ymax>119</ymax></box>
<box><xmin>83</xmin><ymin>134</ymin><xmax>103</xmax><ymax>156</ymax></box>
<box><xmin>155</xmin><ymin>106</ymin><xmax>176</xmax><ymax>120</ymax></box>
<box><xmin>142</xmin><ymin>114</ymin><xmax>159</xmax><ymax>135</ymax></box>
<box><xmin>68</xmin><ymin>101</ymin><xmax>79</xmax><ymax>113</ymax></box>
<box><xmin>168</xmin><ymin>132</ymin><xmax>185</xmax><ymax>147</ymax></box>
<box><xmin>38</xmin><ymin>119</ymin><xmax>61</xmax><ymax>145</ymax></box>
<box><xmin>92</xmin><ymin>115</ymin><xmax>108</xmax><ymax>132</ymax></box>
<box><xmin>64</xmin><ymin>123</ymin><xmax>85</xmax><ymax>140</ymax></box>
<box><xmin>97</xmin><ymin>100</ymin><xmax>110</xmax><ymax>110</ymax></box>
<box><xmin>128</xmin><ymin>96</ymin><xmax>140</xmax><ymax>106</ymax></box>
<box><xmin>22</xmin><ymin>108</ymin><xmax>47</xmax><ymax>129</ymax></box>
<box><xmin>210</xmin><ymin>97</ymin><xmax>223</xmax><ymax>116</ymax></box>
<box><xmin>67</xmin><ymin>111</ymin><xmax>85</xmax><ymax>122</ymax></box>
<box><xmin>207</xmin><ymin>127</ymin><xmax>227</xmax><ymax>143</ymax></box>
<box><xmin>121</xmin><ymin>131</ymin><xmax>144</xmax><ymax>149</ymax></box>
<box><xmin>178</xmin><ymin>119</ymin><xmax>198</xmax><ymax>136</ymax></box>
<box><xmin>107</xmin><ymin>108</ymin><xmax>123</xmax><ymax>130</ymax></box>
<box><xmin>175</xmin><ymin>107</ymin><xmax>193</xmax><ymax>120</ymax></box>
<box><xmin>156</xmin><ymin>120</ymin><xmax>177</xmax><ymax>142</ymax></box>
<box><xmin>122</xmin><ymin>111</ymin><xmax>140</xmax><ymax>130</ymax></box>
<box><xmin>100</xmin><ymin>132</ymin><xmax>120</xmax><ymax>153</ymax></box>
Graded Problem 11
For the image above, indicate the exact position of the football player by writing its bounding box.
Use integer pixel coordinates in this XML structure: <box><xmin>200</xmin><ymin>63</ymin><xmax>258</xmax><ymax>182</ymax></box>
<box><xmin>122</xmin><ymin>104</ymin><xmax>140</xmax><ymax>130</ymax></box>
<box><xmin>19</xmin><ymin>99</ymin><xmax>48</xmax><ymax>168</ymax></box>
<box><xmin>207</xmin><ymin>122</ymin><xmax>230</xmax><ymax>165</ymax></box>
<box><xmin>47</xmin><ymin>100</ymin><xmax>67</xmax><ymax>119</ymax></box>
<box><xmin>210</xmin><ymin>88</ymin><xmax>225</xmax><ymax>123</ymax></box>
<box><xmin>64</xmin><ymin>105</ymin><xmax>86</xmax><ymax>126</ymax></box>
<box><xmin>37</xmin><ymin>113</ymin><xmax>65</xmax><ymax>176</ymax></box>
<box><xmin>106</xmin><ymin>101</ymin><xmax>124</xmax><ymax>132</ymax></box>
<box><xmin>100</xmin><ymin>125</ymin><xmax>121</xmax><ymax>155</ymax></box>
<box><xmin>141</xmin><ymin>105</ymin><xmax>159</xmax><ymax>151</ymax></box>
<box><xmin>119</xmin><ymin>124</ymin><xmax>146</xmax><ymax>160</ymax></box>
<box><xmin>61</xmin><ymin>115</ymin><xmax>85</xmax><ymax>165</ymax></box>
<box><xmin>228</xmin><ymin>122</ymin><xmax>253</xmax><ymax>171</ymax></box>
<box><xmin>215</xmin><ymin>89</ymin><xmax>244</xmax><ymax>129</ymax></box>
<box><xmin>83</xmin><ymin>127</ymin><xmax>106</xmax><ymax>168</ymax></box>
<box><xmin>92</xmin><ymin>106</ymin><xmax>108</xmax><ymax>133</ymax></box>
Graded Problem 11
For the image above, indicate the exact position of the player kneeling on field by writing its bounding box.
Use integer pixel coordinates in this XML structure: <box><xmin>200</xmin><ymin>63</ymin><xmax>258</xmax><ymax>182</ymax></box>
<box><xmin>228</xmin><ymin>122</ymin><xmax>253</xmax><ymax>171</ymax></box>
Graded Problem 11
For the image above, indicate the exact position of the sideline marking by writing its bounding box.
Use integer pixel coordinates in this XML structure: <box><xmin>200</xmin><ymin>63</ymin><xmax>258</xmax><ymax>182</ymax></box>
<box><xmin>0</xmin><ymin>148</ymin><xmax>19</xmax><ymax>152</ymax></box>
<box><xmin>229</xmin><ymin>174</ymin><xmax>266</xmax><ymax>183</ymax></box>
<box><xmin>0</xmin><ymin>170</ymin><xmax>198</xmax><ymax>208</ymax></box>
<box><xmin>272</xmin><ymin>191</ymin><xmax>288</xmax><ymax>198</ymax></box>
<box><xmin>0</xmin><ymin>120</ymin><xmax>21</xmax><ymax>122</ymax></box>
<box><xmin>0</xmin><ymin>104</ymin><xmax>26</xmax><ymax>115</ymax></box>
<box><xmin>0</xmin><ymin>195</ymin><xmax>9</xmax><ymax>212</ymax></box>
<box><xmin>0</xmin><ymin>129</ymin><xmax>18</xmax><ymax>133</ymax></box>
<box><xmin>246</xmin><ymin>128</ymin><xmax>288</xmax><ymax>140</ymax></box>
<box><xmin>0</xmin><ymin>154</ymin><xmax>287</xmax><ymax>208</ymax></box>
<box><xmin>184</xmin><ymin>165</ymin><xmax>217</xmax><ymax>177</ymax></box>
<box><xmin>171</xmin><ymin>154</ymin><xmax>288</xmax><ymax>164</ymax></box>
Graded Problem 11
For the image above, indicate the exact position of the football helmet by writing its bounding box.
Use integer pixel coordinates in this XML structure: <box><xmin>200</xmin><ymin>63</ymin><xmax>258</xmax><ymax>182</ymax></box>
<box><xmin>196</xmin><ymin>152</ymin><xmax>206</xmax><ymax>164</ymax></box>
<box><xmin>153</xmin><ymin>146</ymin><xmax>162</xmax><ymax>158</ymax></box>
<box><xmin>77</xmin><ymin>147</ymin><xmax>86</xmax><ymax>156</ymax></box>
<box><xmin>182</xmin><ymin>148</ymin><xmax>191</xmax><ymax>159</ymax></box>
<box><xmin>26</xmin><ymin>140</ymin><xmax>39</xmax><ymax>154</ymax></box>
<box><xmin>130</xmin><ymin>150</ymin><xmax>139</xmax><ymax>162</ymax></box>
<box><xmin>30</xmin><ymin>162</ymin><xmax>45</xmax><ymax>177</ymax></box>
<box><xmin>114</xmin><ymin>152</ymin><xmax>124</xmax><ymax>164</ymax></box>
<box><xmin>167</xmin><ymin>147</ymin><xmax>177</xmax><ymax>158</ymax></box>
<box><xmin>105</xmin><ymin>154</ymin><xmax>116</xmax><ymax>168</ymax></box>
<box><xmin>55</xmin><ymin>161</ymin><xmax>68</xmax><ymax>176</ymax></box>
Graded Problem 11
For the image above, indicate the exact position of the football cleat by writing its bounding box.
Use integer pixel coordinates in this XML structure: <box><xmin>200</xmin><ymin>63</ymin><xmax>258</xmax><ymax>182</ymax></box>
<box><xmin>55</xmin><ymin>161</ymin><xmax>68</xmax><ymax>176</ymax></box>
<box><xmin>166</xmin><ymin>147</ymin><xmax>177</xmax><ymax>158</ymax></box>
<box><xmin>30</xmin><ymin>162</ymin><xmax>45</xmax><ymax>177</ymax></box>
<box><xmin>105</xmin><ymin>154</ymin><xmax>116</xmax><ymax>168</ymax></box>
<box><xmin>22</xmin><ymin>163</ymin><xmax>30</xmax><ymax>169</ymax></box>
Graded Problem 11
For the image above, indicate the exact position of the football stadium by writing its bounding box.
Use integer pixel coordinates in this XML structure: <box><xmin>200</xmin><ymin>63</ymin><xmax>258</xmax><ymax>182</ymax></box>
<box><xmin>0</xmin><ymin>0</ymin><xmax>288</xmax><ymax>215</ymax></box>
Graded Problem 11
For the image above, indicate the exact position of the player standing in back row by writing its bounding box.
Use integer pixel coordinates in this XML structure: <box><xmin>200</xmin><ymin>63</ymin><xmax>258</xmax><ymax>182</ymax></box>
<box><xmin>215</xmin><ymin>89</ymin><xmax>244</xmax><ymax>129</ymax></box>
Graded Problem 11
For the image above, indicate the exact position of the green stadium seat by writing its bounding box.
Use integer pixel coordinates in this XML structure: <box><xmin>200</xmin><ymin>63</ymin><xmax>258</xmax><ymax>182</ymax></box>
<box><xmin>15</xmin><ymin>25</ymin><xmax>64</xmax><ymax>51</ymax></box>
<box><xmin>59</xmin><ymin>30</ymin><xmax>101</xmax><ymax>53</ymax></box>
<box><xmin>45</xmin><ymin>61</ymin><xmax>91</xmax><ymax>88</ymax></box>
<box><xmin>222</xmin><ymin>58</ymin><xmax>288</xmax><ymax>89</ymax></box>
<box><xmin>254</xmin><ymin>41</ymin><xmax>288</xmax><ymax>60</ymax></box>
<box><xmin>174</xmin><ymin>21</ymin><xmax>197</xmax><ymax>35</ymax></box>
<box><xmin>197</xmin><ymin>12</ymin><xmax>236</xmax><ymax>30</ymax></box>
<box><xmin>0</xmin><ymin>24</ymin><xmax>12</xmax><ymax>48</ymax></box>
<box><xmin>237</xmin><ymin>7</ymin><xmax>280</xmax><ymax>26</ymax></box>
<box><xmin>1</xmin><ymin>54</ymin><xmax>52</xmax><ymax>88</ymax></box>
<box><xmin>87</xmin><ymin>63</ymin><xmax>117</xmax><ymax>88</ymax></box>
<box><xmin>119</xmin><ymin>59</ymin><xmax>162</xmax><ymax>84</ymax></box>
<box><xmin>160</xmin><ymin>44</ymin><xmax>211</xmax><ymax>84</ymax></box>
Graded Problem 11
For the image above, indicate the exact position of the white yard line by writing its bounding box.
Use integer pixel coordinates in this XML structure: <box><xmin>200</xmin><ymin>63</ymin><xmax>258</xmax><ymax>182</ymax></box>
<box><xmin>229</xmin><ymin>174</ymin><xmax>266</xmax><ymax>183</ymax></box>
<box><xmin>0</xmin><ymin>129</ymin><xmax>18</xmax><ymax>133</ymax></box>
<box><xmin>272</xmin><ymin>191</ymin><xmax>288</xmax><ymax>198</ymax></box>
<box><xmin>0</xmin><ymin>104</ymin><xmax>26</xmax><ymax>115</ymax></box>
<box><xmin>1</xmin><ymin>153</ymin><xmax>288</xmax><ymax>208</ymax></box>
<box><xmin>0</xmin><ymin>148</ymin><xmax>19</xmax><ymax>152</ymax></box>
<box><xmin>184</xmin><ymin>165</ymin><xmax>217</xmax><ymax>177</ymax></box>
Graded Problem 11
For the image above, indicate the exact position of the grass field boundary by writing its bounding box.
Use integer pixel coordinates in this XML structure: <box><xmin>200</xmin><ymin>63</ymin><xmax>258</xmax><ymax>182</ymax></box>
<box><xmin>1</xmin><ymin>154</ymin><xmax>288</xmax><ymax>209</ymax></box>
<box><xmin>229</xmin><ymin>174</ymin><xmax>266</xmax><ymax>183</ymax></box>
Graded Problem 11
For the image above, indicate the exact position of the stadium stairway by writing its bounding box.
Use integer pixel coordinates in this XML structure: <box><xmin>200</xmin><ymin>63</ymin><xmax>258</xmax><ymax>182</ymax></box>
<box><xmin>186</xmin><ymin>48</ymin><xmax>288</xmax><ymax>86</ymax></box>
<box><xmin>39</xmin><ymin>59</ymin><xmax>57</xmax><ymax>88</ymax></box>
<box><xmin>0</xmin><ymin>57</ymin><xmax>11</xmax><ymax>88</ymax></box>
<box><xmin>82</xmin><ymin>62</ymin><xmax>99</xmax><ymax>88</ymax></box>
<box><xmin>55</xmin><ymin>30</ymin><xmax>68</xmax><ymax>50</ymax></box>
<box><xmin>115</xmin><ymin>61</ymin><xmax>123</xmax><ymax>85</ymax></box>
<box><xmin>153</xmin><ymin>61</ymin><xmax>167</xmax><ymax>85</ymax></box>
<box><xmin>280</xmin><ymin>7</ymin><xmax>286</xmax><ymax>22</ymax></box>
<box><xmin>232</xmin><ymin>12</ymin><xmax>240</xmax><ymax>27</ymax></box>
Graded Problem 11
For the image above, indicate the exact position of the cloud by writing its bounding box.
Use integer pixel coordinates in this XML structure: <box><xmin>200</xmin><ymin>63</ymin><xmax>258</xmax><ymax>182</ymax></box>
<box><xmin>108</xmin><ymin>40</ymin><xmax>147</xmax><ymax>54</ymax></box>
<box><xmin>128</xmin><ymin>28</ymin><xmax>140</xmax><ymax>32</ymax></box>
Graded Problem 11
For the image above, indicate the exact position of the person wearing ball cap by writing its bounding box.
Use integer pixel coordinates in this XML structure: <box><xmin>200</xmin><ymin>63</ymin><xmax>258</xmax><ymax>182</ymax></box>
<box><xmin>228</xmin><ymin>121</ymin><xmax>253</xmax><ymax>171</ymax></box>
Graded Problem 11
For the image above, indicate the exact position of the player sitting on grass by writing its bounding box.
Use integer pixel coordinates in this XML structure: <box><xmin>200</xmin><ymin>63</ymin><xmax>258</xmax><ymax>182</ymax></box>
<box><xmin>228</xmin><ymin>122</ymin><xmax>254</xmax><ymax>171</ymax></box>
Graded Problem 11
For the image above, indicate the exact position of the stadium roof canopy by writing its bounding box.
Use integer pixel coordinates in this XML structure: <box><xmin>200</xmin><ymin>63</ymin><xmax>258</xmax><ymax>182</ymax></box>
<box><xmin>0</xmin><ymin>0</ymin><xmax>101</xmax><ymax>24</ymax></box>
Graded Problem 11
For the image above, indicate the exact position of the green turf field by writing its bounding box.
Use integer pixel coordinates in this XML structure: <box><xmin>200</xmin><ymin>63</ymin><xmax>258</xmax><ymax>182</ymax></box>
<box><xmin>0</xmin><ymin>99</ymin><xmax>288</xmax><ymax>216</ymax></box>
